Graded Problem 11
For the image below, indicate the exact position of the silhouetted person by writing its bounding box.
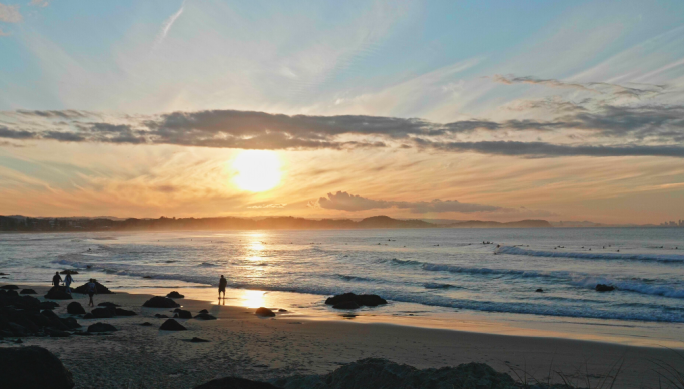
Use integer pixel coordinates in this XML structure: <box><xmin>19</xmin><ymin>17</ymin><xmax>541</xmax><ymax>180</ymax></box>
<box><xmin>64</xmin><ymin>273</ymin><xmax>74</xmax><ymax>294</ymax></box>
<box><xmin>218</xmin><ymin>275</ymin><xmax>227</xmax><ymax>299</ymax></box>
<box><xmin>86</xmin><ymin>279</ymin><xmax>97</xmax><ymax>307</ymax></box>
<box><xmin>52</xmin><ymin>272</ymin><xmax>62</xmax><ymax>287</ymax></box>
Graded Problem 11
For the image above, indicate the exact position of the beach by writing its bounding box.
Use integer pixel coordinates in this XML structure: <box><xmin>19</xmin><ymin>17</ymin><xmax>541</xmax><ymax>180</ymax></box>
<box><xmin>3</xmin><ymin>284</ymin><xmax>683</xmax><ymax>389</ymax></box>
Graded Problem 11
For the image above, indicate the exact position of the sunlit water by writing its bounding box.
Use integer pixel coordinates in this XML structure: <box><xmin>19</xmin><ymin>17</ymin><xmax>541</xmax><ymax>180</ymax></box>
<box><xmin>1</xmin><ymin>228</ymin><xmax>683</xmax><ymax>345</ymax></box>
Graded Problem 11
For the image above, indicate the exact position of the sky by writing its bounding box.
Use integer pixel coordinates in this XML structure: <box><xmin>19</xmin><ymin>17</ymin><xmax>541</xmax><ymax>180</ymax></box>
<box><xmin>1</xmin><ymin>0</ymin><xmax>683</xmax><ymax>224</ymax></box>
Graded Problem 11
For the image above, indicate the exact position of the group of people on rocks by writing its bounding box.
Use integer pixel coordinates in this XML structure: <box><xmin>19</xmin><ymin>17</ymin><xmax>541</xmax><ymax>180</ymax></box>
<box><xmin>52</xmin><ymin>271</ymin><xmax>98</xmax><ymax>306</ymax></box>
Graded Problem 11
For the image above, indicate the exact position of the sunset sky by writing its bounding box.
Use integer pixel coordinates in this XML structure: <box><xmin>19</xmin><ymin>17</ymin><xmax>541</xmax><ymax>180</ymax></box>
<box><xmin>1</xmin><ymin>1</ymin><xmax>683</xmax><ymax>224</ymax></box>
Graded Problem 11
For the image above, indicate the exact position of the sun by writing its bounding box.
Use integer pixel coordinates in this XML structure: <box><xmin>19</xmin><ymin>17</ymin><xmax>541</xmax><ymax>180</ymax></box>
<box><xmin>232</xmin><ymin>150</ymin><xmax>282</xmax><ymax>192</ymax></box>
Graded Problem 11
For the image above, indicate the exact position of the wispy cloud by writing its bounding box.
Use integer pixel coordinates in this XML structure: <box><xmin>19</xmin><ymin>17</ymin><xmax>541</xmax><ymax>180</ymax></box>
<box><xmin>0</xmin><ymin>3</ymin><xmax>22</xmax><ymax>23</ymax></box>
<box><xmin>29</xmin><ymin>0</ymin><xmax>50</xmax><ymax>7</ymax></box>
<box><xmin>153</xmin><ymin>1</ymin><xmax>186</xmax><ymax>50</ymax></box>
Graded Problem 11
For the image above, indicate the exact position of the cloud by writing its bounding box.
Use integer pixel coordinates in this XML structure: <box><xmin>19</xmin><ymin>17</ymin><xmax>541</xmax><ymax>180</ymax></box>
<box><xmin>0</xmin><ymin>126</ymin><xmax>36</xmax><ymax>139</ymax></box>
<box><xmin>0</xmin><ymin>3</ymin><xmax>22</xmax><ymax>23</ymax></box>
<box><xmin>29</xmin><ymin>0</ymin><xmax>50</xmax><ymax>7</ymax></box>
<box><xmin>246</xmin><ymin>203</ymin><xmax>288</xmax><ymax>209</ymax></box>
<box><xmin>312</xmin><ymin>191</ymin><xmax>501</xmax><ymax>213</ymax></box>
<box><xmin>153</xmin><ymin>1</ymin><xmax>185</xmax><ymax>49</ymax></box>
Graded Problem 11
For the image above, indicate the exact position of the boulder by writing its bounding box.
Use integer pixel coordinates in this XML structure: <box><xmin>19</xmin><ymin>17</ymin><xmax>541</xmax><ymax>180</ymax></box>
<box><xmin>60</xmin><ymin>270</ymin><xmax>78</xmax><ymax>275</ymax></box>
<box><xmin>44</xmin><ymin>287</ymin><xmax>72</xmax><ymax>300</ymax></box>
<box><xmin>20</xmin><ymin>289</ymin><xmax>37</xmax><ymax>294</ymax></box>
<box><xmin>114</xmin><ymin>308</ymin><xmax>137</xmax><ymax>316</ymax></box>
<box><xmin>332</xmin><ymin>301</ymin><xmax>361</xmax><ymax>310</ymax></box>
<box><xmin>194</xmin><ymin>377</ymin><xmax>279</xmax><ymax>389</ymax></box>
<box><xmin>159</xmin><ymin>319</ymin><xmax>186</xmax><ymax>331</ymax></box>
<box><xmin>190</xmin><ymin>337</ymin><xmax>210</xmax><ymax>343</ymax></box>
<box><xmin>91</xmin><ymin>307</ymin><xmax>116</xmax><ymax>318</ymax></box>
<box><xmin>40</xmin><ymin>301</ymin><xmax>60</xmax><ymax>310</ymax></box>
<box><xmin>140</xmin><ymin>322</ymin><xmax>153</xmax><ymax>326</ymax></box>
<box><xmin>47</xmin><ymin>328</ymin><xmax>71</xmax><ymax>338</ymax></box>
<box><xmin>0</xmin><ymin>285</ymin><xmax>19</xmax><ymax>290</ymax></box>
<box><xmin>61</xmin><ymin>317</ymin><xmax>81</xmax><ymax>329</ymax></box>
<box><xmin>325</xmin><ymin>293</ymin><xmax>387</xmax><ymax>308</ymax></box>
<box><xmin>175</xmin><ymin>309</ymin><xmax>192</xmax><ymax>319</ymax></box>
<box><xmin>73</xmin><ymin>281</ymin><xmax>114</xmax><ymax>295</ymax></box>
<box><xmin>199</xmin><ymin>309</ymin><xmax>209</xmax><ymax>314</ymax></box>
<box><xmin>0</xmin><ymin>346</ymin><xmax>75</xmax><ymax>389</ymax></box>
<box><xmin>166</xmin><ymin>291</ymin><xmax>185</xmax><ymax>298</ymax></box>
<box><xmin>596</xmin><ymin>284</ymin><xmax>615</xmax><ymax>292</ymax></box>
<box><xmin>255</xmin><ymin>307</ymin><xmax>276</xmax><ymax>317</ymax></box>
<box><xmin>41</xmin><ymin>309</ymin><xmax>59</xmax><ymax>319</ymax></box>
<box><xmin>88</xmin><ymin>322</ymin><xmax>117</xmax><ymax>332</ymax></box>
<box><xmin>98</xmin><ymin>302</ymin><xmax>120</xmax><ymax>308</ymax></box>
<box><xmin>83</xmin><ymin>313</ymin><xmax>94</xmax><ymax>319</ymax></box>
<box><xmin>535</xmin><ymin>288</ymin><xmax>544</xmax><ymax>293</ymax></box>
<box><xmin>142</xmin><ymin>296</ymin><xmax>180</xmax><ymax>308</ymax></box>
<box><xmin>194</xmin><ymin>313</ymin><xmax>217</xmax><ymax>320</ymax></box>
<box><xmin>154</xmin><ymin>314</ymin><xmax>169</xmax><ymax>319</ymax></box>
<box><xmin>67</xmin><ymin>302</ymin><xmax>86</xmax><ymax>315</ymax></box>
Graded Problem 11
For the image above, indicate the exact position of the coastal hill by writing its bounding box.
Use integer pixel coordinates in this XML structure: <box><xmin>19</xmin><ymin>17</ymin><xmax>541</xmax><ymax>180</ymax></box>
<box><xmin>0</xmin><ymin>215</ymin><xmax>551</xmax><ymax>232</ymax></box>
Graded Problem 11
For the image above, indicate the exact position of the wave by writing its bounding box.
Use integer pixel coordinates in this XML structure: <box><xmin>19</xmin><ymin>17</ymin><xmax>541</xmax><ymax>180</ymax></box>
<box><xmin>377</xmin><ymin>258</ymin><xmax>422</xmax><ymax>266</ymax></box>
<box><xmin>423</xmin><ymin>283</ymin><xmax>456</xmax><ymax>289</ymax></box>
<box><xmin>336</xmin><ymin>274</ymin><xmax>374</xmax><ymax>282</ymax></box>
<box><xmin>198</xmin><ymin>262</ymin><xmax>219</xmax><ymax>267</ymax></box>
<box><xmin>421</xmin><ymin>263</ymin><xmax>557</xmax><ymax>279</ymax></box>
<box><xmin>572</xmin><ymin>277</ymin><xmax>684</xmax><ymax>299</ymax></box>
<box><xmin>497</xmin><ymin>246</ymin><xmax>684</xmax><ymax>263</ymax></box>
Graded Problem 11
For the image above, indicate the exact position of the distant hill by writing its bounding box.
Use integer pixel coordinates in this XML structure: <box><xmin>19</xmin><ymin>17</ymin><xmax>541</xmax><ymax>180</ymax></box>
<box><xmin>447</xmin><ymin>219</ymin><xmax>552</xmax><ymax>228</ymax></box>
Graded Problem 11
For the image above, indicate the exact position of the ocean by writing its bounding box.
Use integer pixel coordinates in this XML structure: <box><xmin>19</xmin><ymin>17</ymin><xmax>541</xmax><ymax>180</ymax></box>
<box><xmin>2</xmin><ymin>227</ymin><xmax>683</xmax><ymax>345</ymax></box>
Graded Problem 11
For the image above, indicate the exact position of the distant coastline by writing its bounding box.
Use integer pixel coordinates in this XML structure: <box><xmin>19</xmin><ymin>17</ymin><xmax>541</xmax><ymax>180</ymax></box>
<box><xmin>0</xmin><ymin>215</ymin><xmax>552</xmax><ymax>232</ymax></box>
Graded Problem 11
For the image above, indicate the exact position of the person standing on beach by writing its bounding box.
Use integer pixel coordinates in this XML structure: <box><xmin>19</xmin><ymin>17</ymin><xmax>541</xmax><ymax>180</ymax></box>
<box><xmin>86</xmin><ymin>279</ymin><xmax>97</xmax><ymax>307</ymax></box>
<box><xmin>218</xmin><ymin>275</ymin><xmax>227</xmax><ymax>299</ymax></box>
<box><xmin>52</xmin><ymin>272</ymin><xmax>62</xmax><ymax>288</ymax></box>
<box><xmin>64</xmin><ymin>272</ymin><xmax>74</xmax><ymax>294</ymax></box>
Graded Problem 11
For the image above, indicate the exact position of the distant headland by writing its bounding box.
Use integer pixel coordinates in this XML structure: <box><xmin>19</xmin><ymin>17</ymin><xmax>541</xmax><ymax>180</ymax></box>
<box><xmin>0</xmin><ymin>215</ymin><xmax>552</xmax><ymax>232</ymax></box>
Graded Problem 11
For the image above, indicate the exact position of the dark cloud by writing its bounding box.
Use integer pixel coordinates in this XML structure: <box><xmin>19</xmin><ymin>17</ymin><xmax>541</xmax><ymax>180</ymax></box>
<box><xmin>492</xmin><ymin>75</ymin><xmax>665</xmax><ymax>99</ymax></box>
<box><xmin>15</xmin><ymin>109</ymin><xmax>89</xmax><ymax>119</ymax></box>
<box><xmin>0</xmin><ymin>126</ymin><xmax>36</xmax><ymax>139</ymax></box>
<box><xmin>313</xmin><ymin>191</ymin><xmax>501</xmax><ymax>213</ymax></box>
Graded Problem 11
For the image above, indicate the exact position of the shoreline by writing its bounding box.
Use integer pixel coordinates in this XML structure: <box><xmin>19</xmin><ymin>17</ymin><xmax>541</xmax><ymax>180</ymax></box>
<box><xmin>3</xmin><ymin>284</ymin><xmax>684</xmax><ymax>388</ymax></box>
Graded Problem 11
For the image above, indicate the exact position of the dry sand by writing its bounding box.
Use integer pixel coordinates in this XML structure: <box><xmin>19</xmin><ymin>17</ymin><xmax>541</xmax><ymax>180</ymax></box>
<box><xmin>3</xmin><ymin>285</ymin><xmax>683</xmax><ymax>389</ymax></box>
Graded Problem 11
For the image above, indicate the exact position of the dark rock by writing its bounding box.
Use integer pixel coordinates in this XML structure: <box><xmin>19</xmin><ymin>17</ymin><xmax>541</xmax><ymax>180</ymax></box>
<box><xmin>0</xmin><ymin>346</ymin><xmax>75</xmax><ymax>389</ymax></box>
<box><xmin>143</xmin><ymin>296</ymin><xmax>180</xmax><ymax>308</ymax></box>
<box><xmin>176</xmin><ymin>309</ymin><xmax>192</xmax><ymax>319</ymax></box>
<box><xmin>60</xmin><ymin>270</ymin><xmax>78</xmax><ymax>275</ymax></box>
<box><xmin>195</xmin><ymin>313</ymin><xmax>217</xmax><ymax>320</ymax></box>
<box><xmin>115</xmin><ymin>308</ymin><xmax>137</xmax><ymax>316</ymax></box>
<box><xmin>71</xmin><ymin>331</ymin><xmax>92</xmax><ymax>336</ymax></box>
<box><xmin>199</xmin><ymin>309</ymin><xmax>209</xmax><ymax>314</ymax></box>
<box><xmin>278</xmin><ymin>309</ymin><xmax>288</xmax><ymax>312</ymax></box>
<box><xmin>535</xmin><ymin>288</ymin><xmax>544</xmax><ymax>293</ymax></box>
<box><xmin>596</xmin><ymin>284</ymin><xmax>615</xmax><ymax>292</ymax></box>
<box><xmin>255</xmin><ymin>307</ymin><xmax>276</xmax><ymax>317</ymax></box>
<box><xmin>83</xmin><ymin>313</ymin><xmax>94</xmax><ymax>319</ymax></box>
<box><xmin>48</xmin><ymin>328</ymin><xmax>71</xmax><ymax>337</ymax></box>
<box><xmin>20</xmin><ymin>289</ymin><xmax>37</xmax><ymax>294</ymax></box>
<box><xmin>325</xmin><ymin>293</ymin><xmax>388</xmax><ymax>308</ymax></box>
<box><xmin>44</xmin><ymin>287</ymin><xmax>73</xmax><ymax>300</ymax></box>
<box><xmin>98</xmin><ymin>302</ymin><xmax>120</xmax><ymax>308</ymax></box>
<box><xmin>332</xmin><ymin>301</ymin><xmax>361</xmax><ymax>310</ymax></box>
<box><xmin>0</xmin><ymin>285</ymin><xmax>19</xmax><ymax>290</ymax></box>
<box><xmin>40</xmin><ymin>301</ymin><xmax>60</xmax><ymax>310</ymax></box>
<box><xmin>73</xmin><ymin>281</ymin><xmax>114</xmax><ymax>295</ymax></box>
<box><xmin>61</xmin><ymin>317</ymin><xmax>81</xmax><ymax>329</ymax></box>
<box><xmin>47</xmin><ymin>317</ymin><xmax>70</xmax><ymax>331</ymax></box>
<box><xmin>166</xmin><ymin>291</ymin><xmax>185</xmax><ymax>298</ymax></box>
<box><xmin>142</xmin><ymin>276</ymin><xmax>152</xmax><ymax>279</ymax></box>
<box><xmin>67</xmin><ymin>302</ymin><xmax>86</xmax><ymax>315</ymax></box>
<box><xmin>194</xmin><ymin>377</ymin><xmax>279</xmax><ymax>389</ymax></box>
<box><xmin>8</xmin><ymin>322</ymin><xmax>27</xmax><ymax>336</ymax></box>
<box><xmin>91</xmin><ymin>307</ymin><xmax>116</xmax><ymax>318</ymax></box>
<box><xmin>88</xmin><ymin>322</ymin><xmax>117</xmax><ymax>332</ymax></box>
<box><xmin>159</xmin><ymin>319</ymin><xmax>186</xmax><ymax>331</ymax></box>
<box><xmin>190</xmin><ymin>337</ymin><xmax>210</xmax><ymax>342</ymax></box>
<box><xmin>272</xmin><ymin>358</ymin><xmax>517</xmax><ymax>389</ymax></box>
<box><xmin>154</xmin><ymin>314</ymin><xmax>169</xmax><ymax>318</ymax></box>
<box><xmin>140</xmin><ymin>322</ymin><xmax>153</xmax><ymax>326</ymax></box>
<box><xmin>41</xmin><ymin>309</ymin><xmax>59</xmax><ymax>319</ymax></box>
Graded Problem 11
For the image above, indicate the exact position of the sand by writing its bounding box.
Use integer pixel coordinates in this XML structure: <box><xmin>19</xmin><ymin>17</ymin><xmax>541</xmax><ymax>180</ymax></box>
<box><xmin>3</xmin><ymin>285</ymin><xmax>683</xmax><ymax>389</ymax></box>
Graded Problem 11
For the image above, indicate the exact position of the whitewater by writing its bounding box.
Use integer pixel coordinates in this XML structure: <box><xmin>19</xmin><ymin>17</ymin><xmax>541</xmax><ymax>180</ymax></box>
<box><xmin>1</xmin><ymin>227</ymin><xmax>683</xmax><ymax>325</ymax></box>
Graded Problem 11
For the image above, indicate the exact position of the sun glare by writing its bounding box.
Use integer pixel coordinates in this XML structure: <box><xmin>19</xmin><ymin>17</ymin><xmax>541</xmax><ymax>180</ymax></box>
<box><xmin>232</xmin><ymin>150</ymin><xmax>281</xmax><ymax>192</ymax></box>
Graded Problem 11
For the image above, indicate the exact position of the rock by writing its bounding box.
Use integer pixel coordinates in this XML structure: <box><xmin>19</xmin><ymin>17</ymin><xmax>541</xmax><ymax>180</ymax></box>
<box><xmin>140</xmin><ymin>322</ymin><xmax>153</xmax><ymax>326</ymax></box>
<box><xmin>20</xmin><ymin>289</ymin><xmax>37</xmax><ymax>294</ymax></box>
<box><xmin>195</xmin><ymin>313</ymin><xmax>217</xmax><ymax>320</ymax></box>
<box><xmin>278</xmin><ymin>309</ymin><xmax>288</xmax><ymax>312</ymax></box>
<box><xmin>0</xmin><ymin>346</ymin><xmax>75</xmax><ymax>389</ymax></box>
<box><xmin>0</xmin><ymin>285</ymin><xmax>19</xmax><ymax>290</ymax></box>
<box><xmin>199</xmin><ymin>309</ymin><xmax>209</xmax><ymax>314</ymax></box>
<box><xmin>67</xmin><ymin>302</ymin><xmax>86</xmax><ymax>315</ymax></box>
<box><xmin>60</xmin><ymin>270</ymin><xmax>79</xmax><ymax>275</ymax></box>
<box><xmin>115</xmin><ymin>308</ymin><xmax>137</xmax><ymax>316</ymax></box>
<box><xmin>175</xmin><ymin>309</ymin><xmax>192</xmax><ymax>319</ymax></box>
<box><xmin>154</xmin><ymin>314</ymin><xmax>169</xmax><ymax>318</ymax></box>
<box><xmin>166</xmin><ymin>291</ymin><xmax>185</xmax><ymax>298</ymax></box>
<box><xmin>194</xmin><ymin>377</ymin><xmax>280</xmax><ymax>389</ymax></box>
<box><xmin>91</xmin><ymin>307</ymin><xmax>116</xmax><ymax>318</ymax></box>
<box><xmin>88</xmin><ymin>322</ymin><xmax>117</xmax><ymax>332</ymax></box>
<box><xmin>71</xmin><ymin>331</ymin><xmax>92</xmax><ymax>336</ymax></box>
<box><xmin>535</xmin><ymin>288</ymin><xmax>544</xmax><ymax>293</ymax></box>
<box><xmin>98</xmin><ymin>302</ymin><xmax>120</xmax><ymax>308</ymax></box>
<box><xmin>272</xmin><ymin>358</ymin><xmax>517</xmax><ymax>389</ymax></box>
<box><xmin>41</xmin><ymin>309</ymin><xmax>59</xmax><ymax>319</ymax></box>
<box><xmin>255</xmin><ymin>307</ymin><xmax>276</xmax><ymax>317</ymax></box>
<box><xmin>83</xmin><ymin>313</ymin><xmax>94</xmax><ymax>319</ymax></box>
<box><xmin>142</xmin><ymin>276</ymin><xmax>152</xmax><ymax>279</ymax></box>
<box><xmin>47</xmin><ymin>328</ymin><xmax>71</xmax><ymax>337</ymax></box>
<box><xmin>325</xmin><ymin>293</ymin><xmax>388</xmax><ymax>308</ymax></box>
<box><xmin>190</xmin><ymin>337</ymin><xmax>210</xmax><ymax>342</ymax></box>
<box><xmin>159</xmin><ymin>319</ymin><xmax>186</xmax><ymax>331</ymax></box>
<box><xmin>61</xmin><ymin>317</ymin><xmax>81</xmax><ymax>329</ymax></box>
<box><xmin>596</xmin><ymin>284</ymin><xmax>615</xmax><ymax>292</ymax></box>
<box><xmin>73</xmin><ymin>281</ymin><xmax>114</xmax><ymax>295</ymax></box>
<box><xmin>44</xmin><ymin>287</ymin><xmax>73</xmax><ymax>300</ymax></box>
<box><xmin>332</xmin><ymin>301</ymin><xmax>361</xmax><ymax>310</ymax></box>
<box><xmin>40</xmin><ymin>301</ymin><xmax>60</xmax><ymax>310</ymax></box>
<box><xmin>142</xmin><ymin>296</ymin><xmax>180</xmax><ymax>308</ymax></box>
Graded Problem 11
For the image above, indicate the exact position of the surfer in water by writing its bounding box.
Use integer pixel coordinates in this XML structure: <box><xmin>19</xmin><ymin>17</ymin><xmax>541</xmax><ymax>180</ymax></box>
<box><xmin>218</xmin><ymin>275</ymin><xmax>227</xmax><ymax>299</ymax></box>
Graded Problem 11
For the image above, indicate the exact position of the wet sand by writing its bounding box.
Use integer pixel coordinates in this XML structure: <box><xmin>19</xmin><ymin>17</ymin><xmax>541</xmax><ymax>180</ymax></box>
<box><xmin>3</xmin><ymin>285</ymin><xmax>684</xmax><ymax>389</ymax></box>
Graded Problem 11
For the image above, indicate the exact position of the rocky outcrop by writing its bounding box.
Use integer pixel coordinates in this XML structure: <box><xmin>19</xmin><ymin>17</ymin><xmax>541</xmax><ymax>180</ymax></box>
<box><xmin>73</xmin><ymin>281</ymin><xmax>114</xmax><ymax>295</ymax></box>
<box><xmin>44</xmin><ymin>287</ymin><xmax>73</xmax><ymax>300</ymax></box>
<box><xmin>167</xmin><ymin>291</ymin><xmax>185</xmax><ymax>298</ymax></box>
<box><xmin>195</xmin><ymin>377</ymin><xmax>280</xmax><ymax>389</ymax></box>
<box><xmin>91</xmin><ymin>307</ymin><xmax>116</xmax><ymax>318</ymax></box>
<box><xmin>160</xmin><ymin>319</ymin><xmax>186</xmax><ymax>331</ymax></box>
<box><xmin>67</xmin><ymin>302</ymin><xmax>86</xmax><ymax>315</ymax></box>
<box><xmin>272</xmin><ymin>358</ymin><xmax>518</xmax><ymax>389</ymax></box>
<box><xmin>88</xmin><ymin>322</ymin><xmax>117</xmax><ymax>332</ymax></box>
<box><xmin>331</xmin><ymin>301</ymin><xmax>360</xmax><ymax>310</ymax></box>
<box><xmin>325</xmin><ymin>293</ymin><xmax>387</xmax><ymax>308</ymax></box>
<box><xmin>174</xmin><ymin>309</ymin><xmax>192</xmax><ymax>319</ymax></box>
<box><xmin>142</xmin><ymin>296</ymin><xmax>180</xmax><ymax>308</ymax></box>
<box><xmin>0</xmin><ymin>290</ymin><xmax>80</xmax><ymax>338</ymax></box>
<box><xmin>195</xmin><ymin>313</ymin><xmax>217</xmax><ymax>320</ymax></box>
<box><xmin>0</xmin><ymin>346</ymin><xmax>75</xmax><ymax>388</ymax></box>
<box><xmin>596</xmin><ymin>284</ymin><xmax>615</xmax><ymax>292</ymax></box>
<box><xmin>255</xmin><ymin>307</ymin><xmax>276</xmax><ymax>317</ymax></box>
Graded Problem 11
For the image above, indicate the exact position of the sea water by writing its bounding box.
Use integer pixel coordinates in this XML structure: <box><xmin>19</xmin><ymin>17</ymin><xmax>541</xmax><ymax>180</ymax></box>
<box><xmin>1</xmin><ymin>228</ymin><xmax>683</xmax><ymax>345</ymax></box>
